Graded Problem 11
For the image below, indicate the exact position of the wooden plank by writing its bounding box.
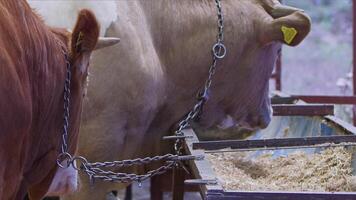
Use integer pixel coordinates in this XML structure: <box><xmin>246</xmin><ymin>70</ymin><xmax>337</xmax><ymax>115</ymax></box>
<box><xmin>292</xmin><ymin>95</ymin><xmax>356</xmax><ymax>105</ymax></box>
<box><xmin>193</xmin><ymin>135</ymin><xmax>356</xmax><ymax>151</ymax></box>
<box><xmin>272</xmin><ymin>104</ymin><xmax>334</xmax><ymax>116</ymax></box>
<box><xmin>271</xmin><ymin>97</ymin><xmax>297</xmax><ymax>104</ymax></box>
<box><xmin>207</xmin><ymin>191</ymin><xmax>356</xmax><ymax>200</ymax></box>
<box><xmin>324</xmin><ymin>115</ymin><xmax>356</xmax><ymax>135</ymax></box>
<box><xmin>184</xmin><ymin>127</ymin><xmax>356</xmax><ymax>199</ymax></box>
<box><xmin>182</xmin><ymin>129</ymin><xmax>224</xmax><ymax>199</ymax></box>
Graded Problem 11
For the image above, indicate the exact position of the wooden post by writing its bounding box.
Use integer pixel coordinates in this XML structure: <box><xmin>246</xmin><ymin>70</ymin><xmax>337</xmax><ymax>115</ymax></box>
<box><xmin>172</xmin><ymin>166</ymin><xmax>185</xmax><ymax>200</ymax></box>
<box><xmin>124</xmin><ymin>185</ymin><xmax>132</xmax><ymax>200</ymax></box>
<box><xmin>151</xmin><ymin>175</ymin><xmax>163</xmax><ymax>200</ymax></box>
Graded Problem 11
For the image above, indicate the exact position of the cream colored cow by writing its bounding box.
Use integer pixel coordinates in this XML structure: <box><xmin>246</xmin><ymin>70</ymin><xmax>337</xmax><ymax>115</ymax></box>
<box><xmin>30</xmin><ymin>1</ymin><xmax>311</xmax><ymax>199</ymax></box>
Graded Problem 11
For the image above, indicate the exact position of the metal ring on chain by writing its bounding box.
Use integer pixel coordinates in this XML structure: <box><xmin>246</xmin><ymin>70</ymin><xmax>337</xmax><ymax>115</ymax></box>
<box><xmin>212</xmin><ymin>43</ymin><xmax>226</xmax><ymax>59</ymax></box>
<box><xmin>57</xmin><ymin>152</ymin><xmax>73</xmax><ymax>168</ymax></box>
<box><xmin>72</xmin><ymin>156</ymin><xmax>89</xmax><ymax>170</ymax></box>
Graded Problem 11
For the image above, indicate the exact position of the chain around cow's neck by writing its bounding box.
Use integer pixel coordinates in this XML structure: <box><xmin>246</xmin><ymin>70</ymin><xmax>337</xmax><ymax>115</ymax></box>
<box><xmin>56</xmin><ymin>0</ymin><xmax>226</xmax><ymax>185</ymax></box>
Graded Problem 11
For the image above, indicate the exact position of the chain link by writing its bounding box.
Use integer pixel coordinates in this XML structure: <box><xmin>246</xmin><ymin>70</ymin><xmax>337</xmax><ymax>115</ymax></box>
<box><xmin>57</xmin><ymin>0</ymin><xmax>225</xmax><ymax>185</ymax></box>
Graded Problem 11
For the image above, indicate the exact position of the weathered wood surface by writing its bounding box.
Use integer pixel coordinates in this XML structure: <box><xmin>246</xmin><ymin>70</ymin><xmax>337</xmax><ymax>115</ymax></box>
<box><xmin>185</xmin><ymin>114</ymin><xmax>356</xmax><ymax>199</ymax></box>
<box><xmin>183</xmin><ymin>128</ymin><xmax>223</xmax><ymax>199</ymax></box>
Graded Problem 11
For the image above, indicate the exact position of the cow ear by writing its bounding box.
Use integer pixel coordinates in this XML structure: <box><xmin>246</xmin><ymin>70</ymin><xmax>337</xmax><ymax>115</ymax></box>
<box><xmin>71</xmin><ymin>9</ymin><xmax>100</xmax><ymax>57</ymax></box>
<box><xmin>260</xmin><ymin>10</ymin><xmax>311</xmax><ymax>46</ymax></box>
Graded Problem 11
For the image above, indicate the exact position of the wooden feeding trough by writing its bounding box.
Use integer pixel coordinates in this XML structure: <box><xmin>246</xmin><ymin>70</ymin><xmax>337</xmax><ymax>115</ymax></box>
<box><xmin>179</xmin><ymin>96</ymin><xmax>356</xmax><ymax>200</ymax></box>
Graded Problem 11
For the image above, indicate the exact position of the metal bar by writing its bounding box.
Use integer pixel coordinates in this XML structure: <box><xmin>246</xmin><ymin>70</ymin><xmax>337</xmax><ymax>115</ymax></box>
<box><xmin>353</xmin><ymin>0</ymin><xmax>356</xmax><ymax>125</ymax></box>
<box><xmin>193</xmin><ymin>135</ymin><xmax>356</xmax><ymax>151</ymax></box>
<box><xmin>272</xmin><ymin>104</ymin><xmax>334</xmax><ymax>116</ymax></box>
<box><xmin>207</xmin><ymin>191</ymin><xmax>356</xmax><ymax>200</ymax></box>
<box><xmin>292</xmin><ymin>95</ymin><xmax>356</xmax><ymax>104</ymax></box>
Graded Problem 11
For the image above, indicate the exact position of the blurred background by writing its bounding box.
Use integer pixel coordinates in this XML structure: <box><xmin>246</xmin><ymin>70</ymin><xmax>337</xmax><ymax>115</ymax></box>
<box><xmin>276</xmin><ymin>0</ymin><xmax>354</xmax><ymax>123</ymax></box>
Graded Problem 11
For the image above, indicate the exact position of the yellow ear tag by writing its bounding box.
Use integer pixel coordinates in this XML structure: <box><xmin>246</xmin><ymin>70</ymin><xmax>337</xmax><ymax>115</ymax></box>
<box><xmin>281</xmin><ymin>26</ymin><xmax>298</xmax><ymax>44</ymax></box>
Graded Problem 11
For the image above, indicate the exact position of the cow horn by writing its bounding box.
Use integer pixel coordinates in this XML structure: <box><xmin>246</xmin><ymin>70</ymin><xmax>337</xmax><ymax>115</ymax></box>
<box><xmin>95</xmin><ymin>37</ymin><xmax>120</xmax><ymax>50</ymax></box>
<box><xmin>271</xmin><ymin>4</ymin><xmax>304</xmax><ymax>18</ymax></box>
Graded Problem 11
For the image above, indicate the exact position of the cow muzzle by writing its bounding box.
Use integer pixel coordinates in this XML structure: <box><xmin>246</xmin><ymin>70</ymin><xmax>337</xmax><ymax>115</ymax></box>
<box><xmin>239</xmin><ymin>109</ymin><xmax>272</xmax><ymax>130</ymax></box>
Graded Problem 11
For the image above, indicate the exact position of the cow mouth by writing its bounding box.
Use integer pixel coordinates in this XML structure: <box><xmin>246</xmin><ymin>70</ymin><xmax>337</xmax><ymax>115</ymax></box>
<box><xmin>216</xmin><ymin>115</ymin><xmax>260</xmax><ymax>132</ymax></box>
<box><xmin>236</xmin><ymin>121</ymin><xmax>260</xmax><ymax>132</ymax></box>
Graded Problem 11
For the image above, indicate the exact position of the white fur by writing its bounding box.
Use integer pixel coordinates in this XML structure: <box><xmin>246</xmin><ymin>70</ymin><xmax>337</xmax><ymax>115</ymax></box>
<box><xmin>217</xmin><ymin>115</ymin><xmax>237</xmax><ymax>130</ymax></box>
<box><xmin>28</xmin><ymin>1</ymin><xmax>118</xmax><ymax>36</ymax></box>
<box><xmin>46</xmin><ymin>164</ymin><xmax>78</xmax><ymax>196</ymax></box>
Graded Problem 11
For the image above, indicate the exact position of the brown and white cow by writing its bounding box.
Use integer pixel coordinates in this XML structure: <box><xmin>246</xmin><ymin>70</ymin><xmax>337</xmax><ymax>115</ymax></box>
<box><xmin>30</xmin><ymin>0</ymin><xmax>311</xmax><ymax>199</ymax></box>
<box><xmin>0</xmin><ymin>1</ymin><xmax>118</xmax><ymax>199</ymax></box>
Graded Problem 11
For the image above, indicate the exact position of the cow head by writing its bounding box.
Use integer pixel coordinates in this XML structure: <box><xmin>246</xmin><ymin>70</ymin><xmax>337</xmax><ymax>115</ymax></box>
<box><xmin>200</xmin><ymin>0</ymin><xmax>311</xmax><ymax>131</ymax></box>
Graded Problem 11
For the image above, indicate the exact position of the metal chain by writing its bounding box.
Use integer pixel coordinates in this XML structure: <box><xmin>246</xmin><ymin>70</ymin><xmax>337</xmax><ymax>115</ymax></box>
<box><xmin>173</xmin><ymin>0</ymin><xmax>226</xmax><ymax>155</ymax></box>
<box><xmin>57</xmin><ymin>0</ymin><xmax>225</xmax><ymax>185</ymax></box>
<box><xmin>83</xmin><ymin>161</ymin><xmax>176</xmax><ymax>184</ymax></box>
<box><xmin>77</xmin><ymin>155</ymin><xmax>178</xmax><ymax>184</ymax></box>
<box><xmin>88</xmin><ymin>154</ymin><xmax>177</xmax><ymax>168</ymax></box>
<box><xmin>61</xmin><ymin>46</ymin><xmax>71</xmax><ymax>154</ymax></box>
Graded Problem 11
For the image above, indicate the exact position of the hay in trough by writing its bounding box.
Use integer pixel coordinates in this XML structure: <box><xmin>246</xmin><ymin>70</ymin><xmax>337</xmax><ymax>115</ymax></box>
<box><xmin>206</xmin><ymin>147</ymin><xmax>356</xmax><ymax>192</ymax></box>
